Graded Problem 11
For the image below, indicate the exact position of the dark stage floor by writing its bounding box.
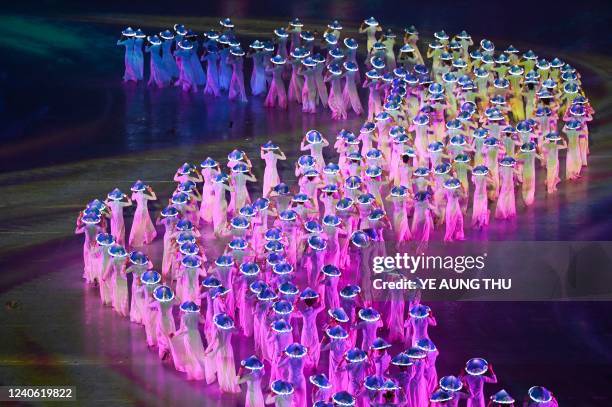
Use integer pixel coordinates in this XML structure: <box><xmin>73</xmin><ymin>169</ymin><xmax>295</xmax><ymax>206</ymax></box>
<box><xmin>0</xmin><ymin>13</ymin><xmax>612</xmax><ymax>406</ymax></box>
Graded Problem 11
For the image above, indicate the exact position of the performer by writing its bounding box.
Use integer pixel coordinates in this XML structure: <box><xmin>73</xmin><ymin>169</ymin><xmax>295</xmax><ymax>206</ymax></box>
<box><xmin>265</xmin><ymin>55</ymin><xmax>288</xmax><ymax>109</ymax></box>
<box><xmin>218</xmin><ymin>37</ymin><xmax>232</xmax><ymax>91</ymax></box>
<box><xmin>288</xmin><ymin>47</ymin><xmax>307</xmax><ymax>104</ymax></box>
<box><xmin>495</xmin><ymin>157</ymin><xmax>518</xmax><ymax>219</ymax></box>
<box><xmin>343</xmin><ymin>61</ymin><xmax>364</xmax><ymax>115</ymax></box>
<box><xmin>160</xmin><ymin>29</ymin><xmax>179</xmax><ymax>78</ymax></box>
<box><xmin>359</xmin><ymin>17</ymin><xmax>382</xmax><ymax>52</ymax></box>
<box><xmin>283</xmin><ymin>18</ymin><xmax>300</xmax><ymax>49</ymax></box>
<box><xmin>94</xmin><ymin>233</ymin><xmax>115</xmax><ymax>305</ymax></box>
<box><xmin>129</xmin><ymin>181</ymin><xmax>157</xmax><ymax>247</ymax></box>
<box><xmin>185</xmin><ymin>30</ymin><xmax>205</xmax><ymax>87</ymax></box>
<box><xmin>248</xmin><ymin>40</ymin><xmax>268</xmax><ymax>96</ymax></box>
<box><xmin>105</xmin><ymin>244</ymin><xmax>129</xmax><ymax>317</ymax></box>
<box><xmin>363</xmin><ymin>69</ymin><xmax>383</xmax><ymax>121</ymax></box>
<box><xmin>542</xmin><ymin>132</ymin><xmax>567</xmax><ymax>194</ymax></box>
<box><xmin>274</xmin><ymin>27</ymin><xmax>290</xmax><ymax>60</ymax></box>
<box><xmin>406</xmin><ymin>347</ymin><xmax>430</xmax><ymax>407</ymax></box>
<box><xmin>174</xmin><ymin>40</ymin><xmax>199</xmax><ymax>92</ymax></box>
<box><xmin>212</xmin><ymin>173</ymin><xmax>232</xmax><ymax>237</ymax></box>
<box><xmin>369</xmin><ymin>337</ymin><xmax>391</xmax><ymax>376</ymax></box>
<box><xmin>299</xmin><ymin>57</ymin><xmax>318</xmax><ymax>113</ymax></box>
<box><xmin>325</xmin><ymin>63</ymin><xmax>347</xmax><ymax>120</ymax></box>
<box><xmin>563</xmin><ymin>119</ymin><xmax>583</xmax><ymax>180</ymax></box>
<box><xmin>471</xmin><ymin>166</ymin><xmax>491</xmax><ymax>229</ymax></box>
<box><xmin>298</xmin><ymin>288</ymin><xmax>325</xmax><ymax>368</ymax></box>
<box><xmin>228</xmin><ymin>47</ymin><xmax>248</xmax><ymax>102</ymax></box>
<box><xmin>153</xmin><ymin>285</ymin><xmax>176</xmax><ymax>361</ymax></box>
<box><xmin>278</xmin><ymin>343</ymin><xmax>308</xmax><ymax>407</ymax></box>
<box><xmin>404</xmin><ymin>304</ymin><xmax>436</xmax><ymax>346</ymax></box>
<box><xmin>105</xmin><ymin>188</ymin><xmax>132</xmax><ymax>245</ymax></box>
<box><xmin>127</xmin><ymin>250</ymin><xmax>151</xmax><ymax>324</ymax></box>
<box><xmin>238</xmin><ymin>355</ymin><xmax>266</xmax><ymax>407</ymax></box>
<box><xmin>145</xmin><ymin>35</ymin><xmax>171</xmax><ymax>87</ymax></box>
<box><xmin>117</xmin><ymin>27</ymin><xmax>138</xmax><ymax>82</ymax></box>
<box><xmin>204</xmin><ymin>313</ymin><xmax>241</xmax><ymax>393</ymax></box>
<box><xmin>313</xmin><ymin>54</ymin><xmax>329</xmax><ymax>107</ymax></box>
<box><xmin>229</xmin><ymin>162</ymin><xmax>257</xmax><ymax>213</ymax></box>
<box><xmin>202</xmin><ymin>42</ymin><xmax>221</xmax><ymax>96</ymax></box>
<box><xmin>461</xmin><ymin>358</ymin><xmax>498</xmax><ymax>407</ymax></box>
<box><xmin>140</xmin><ymin>270</ymin><xmax>162</xmax><ymax>347</ymax></box>
<box><xmin>411</xmin><ymin>191</ymin><xmax>435</xmax><ymax>252</ymax></box>
<box><xmin>170</xmin><ymin>301</ymin><xmax>207</xmax><ymax>380</ymax></box>
<box><xmin>321</xmin><ymin>325</ymin><xmax>350</xmax><ymax>391</ymax></box>
<box><xmin>443</xmin><ymin>177</ymin><xmax>465</xmax><ymax>242</ymax></box>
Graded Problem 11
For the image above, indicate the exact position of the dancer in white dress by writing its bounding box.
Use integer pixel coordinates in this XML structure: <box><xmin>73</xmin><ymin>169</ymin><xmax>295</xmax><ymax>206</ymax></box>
<box><xmin>132</xmin><ymin>29</ymin><xmax>145</xmax><ymax>81</ymax></box>
<box><xmin>145</xmin><ymin>35</ymin><xmax>171</xmax><ymax>88</ymax></box>
<box><xmin>261</xmin><ymin>141</ymin><xmax>287</xmax><ymax>197</ymax></box>
<box><xmin>159</xmin><ymin>29</ymin><xmax>179</xmax><ymax>78</ymax></box>
<box><xmin>105</xmin><ymin>244</ymin><xmax>129</xmax><ymax>317</ymax></box>
<box><xmin>126</xmin><ymin>250</ymin><xmax>151</xmax><ymax>324</ymax></box>
<box><xmin>170</xmin><ymin>301</ymin><xmax>207</xmax><ymax>380</ymax></box>
<box><xmin>117</xmin><ymin>27</ymin><xmax>138</xmax><ymax>82</ymax></box>
<box><xmin>204</xmin><ymin>313</ymin><xmax>241</xmax><ymax>393</ymax></box>
<box><xmin>359</xmin><ymin>17</ymin><xmax>382</xmax><ymax>52</ymax></box>
<box><xmin>105</xmin><ymin>188</ymin><xmax>131</xmax><ymax>245</ymax></box>
<box><xmin>238</xmin><ymin>355</ymin><xmax>266</xmax><ymax>407</ymax></box>
<box><xmin>129</xmin><ymin>181</ymin><xmax>157</xmax><ymax>247</ymax></box>
<box><xmin>153</xmin><ymin>285</ymin><xmax>176</xmax><ymax>360</ymax></box>
<box><xmin>248</xmin><ymin>40</ymin><xmax>268</xmax><ymax>96</ymax></box>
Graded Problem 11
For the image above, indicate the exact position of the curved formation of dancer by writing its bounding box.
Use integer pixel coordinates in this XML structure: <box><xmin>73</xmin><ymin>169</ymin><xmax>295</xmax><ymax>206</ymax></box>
<box><xmin>90</xmin><ymin>16</ymin><xmax>594</xmax><ymax>407</ymax></box>
<box><xmin>118</xmin><ymin>18</ymin><xmax>591</xmax><ymax>138</ymax></box>
<box><xmin>77</xmin><ymin>168</ymin><xmax>563</xmax><ymax>406</ymax></box>
<box><xmin>77</xmin><ymin>145</ymin><xmax>570</xmax><ymax>406</ymax></box>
